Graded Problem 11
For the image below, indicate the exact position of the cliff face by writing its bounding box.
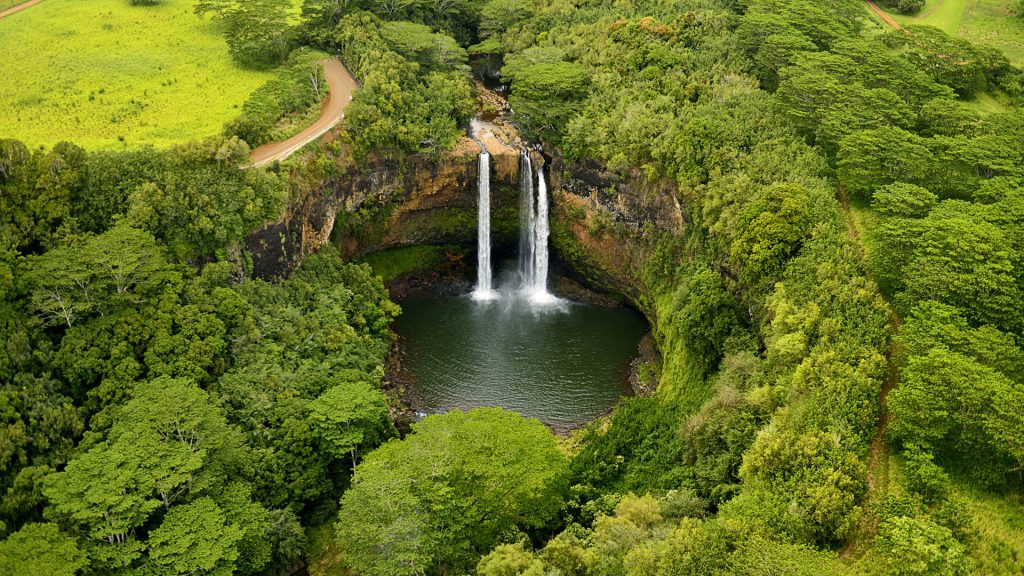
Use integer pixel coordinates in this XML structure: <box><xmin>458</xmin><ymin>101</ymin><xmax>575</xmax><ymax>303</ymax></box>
<box><xmin>245</xmin><ymin>110</ymin><xmax>684</xmax><ymax>305</ymax></box>
<box><xmin>246</xmin><ymin>126</ymin><xmax>523</xmax><ymax>279</ymax></box>
<box><xmin>546</xmin><ymin>153</ymin><xmax>686</xmax><ymax>312</ymax></box>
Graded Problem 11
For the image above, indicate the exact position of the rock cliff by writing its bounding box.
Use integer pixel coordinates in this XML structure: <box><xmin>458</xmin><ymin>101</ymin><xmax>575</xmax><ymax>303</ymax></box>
<box><xmin>546</xmin><ymin>152</ymin><xmax>686</xmax><ymax>312</ymax></box>
<box><xmin>245</xmin><ymin>100</ymin><xmax>685</xmax><ymax>306</ymax></box>
<box><xmin>246</xmin><ymin>121</ymin><xmax>524</xmax><ymax>279</ymax></box>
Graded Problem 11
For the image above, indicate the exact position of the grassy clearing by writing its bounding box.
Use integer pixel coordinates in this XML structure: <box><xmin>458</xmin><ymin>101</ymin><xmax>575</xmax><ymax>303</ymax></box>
<box><xmin>0</xmin><ymin>0</ymin><xmax>26</xmax><ymax>12</ymax></box>
<box><xmin>888</xmin><ymin>0</ymin><xmax>969</xmax><ymax>33</ymax></box>
<box><xmin>846</xmin><ymin>455</ymin><xmax>1024</xmax><ymax>574</ymax></box>
<box><xmin>961</xmin><ymin>0</ymin><xmax>1024</xmax><ymax>64</ymax></box>
<box><xmin>0</xmin><ymin>0</ymin><xmax>275</xmax><ymax>149</ymax></box>
<box><xmin>872</xmin><ymin>0</ymin><xmax>1024</xmax><ymax>65</ymax></box>
<box><xmin>360</xmin><ymin>245</ymin><xmax>459</xmax><ymax>283</ymax></box>
<box><xmin>956</xmin><ymin>482</ymin><xmax>1024</xmax><ymax>575</ymax></box>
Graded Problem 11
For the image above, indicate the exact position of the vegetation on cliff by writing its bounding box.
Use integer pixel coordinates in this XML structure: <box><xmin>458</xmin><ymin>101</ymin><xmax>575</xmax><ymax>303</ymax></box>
<box><xmin>1</xmin><ymin>0</ymin><xmax>1023</xmax><ymax>574</ymax></box>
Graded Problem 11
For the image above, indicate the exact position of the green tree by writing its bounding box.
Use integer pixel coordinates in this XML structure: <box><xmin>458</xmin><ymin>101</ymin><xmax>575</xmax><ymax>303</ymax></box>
<box><xmin>479</xmin><ymin>0</ymin><xmax>533</xmax><ymax>38</ymax></box>
<box><xmin>224</xmin><ymin>0</ymin><xmax>292</xmax><ymax>69</ymax></box>
<box><xmin>24</xmin><ymin>223</ymin><xmax>171</xmax><ymax>328</ymax></box>
<box><xmin>380</xmin><ymin>21</ymin><xmax>468</xmax><ymax>73</ymax></box>
<box><xmin>872</xmin><ymin>183</ymin><xmax>937</xmax><ymax>218</ymax></box>
<box><xmin>108</xmin><ymin>376</ymin><xmax>241</xmax><ymax>509</ymax></box>
<box><xmin>837</xmin><ymin>127</ymin><xmax>934</xmax><ymax>198</ymax></box>
<box><xmin>308</xmin><ymin>377</ymin><xmax>394</xmax><ymax>466</ymax></box>
<box><xmin>126</xmin><ymin>137</ymin><xmax>286</xmax><ymax>261</ymax></box>
<box><xmin>43</xmin><ymin>443</ymin><xmax>157</xmax><ymax>568</ymax></box>
<box><xmin>0</xmin><ymin>523</ymin><xmax>88</xmax><ymax>576</ymax></box>
<box><xmin>336</xmin><ymin>408</ymin><xmax>568</xmax><ymax>575</ymax></box>
<box><xmin>729</xmin><ymin>183</ymin><xmax>814</xmax><ymax>287</ymax></box>
<box><xmin>146</xmin><ymin>497</ymin><xmax>243</xmax><ymax>576</ymax></box>
<box><xmin>899</xmin><ymin>215</ymin><xmax>1021</xmax><ymax>332</ymax></box>
<box><xmin>477</xmin><ymin>542</ymin><xmax>545</xmax><ymax>576</ymax></box>
<box><xmin>736</xmin><ymin>12</ymin><xmax>816</xmax><ymax>88</ymax></box>
<box><xmin>507</xmin><ymin>61</ymin><xmax>590</xmax><ymax>144</ymax></box>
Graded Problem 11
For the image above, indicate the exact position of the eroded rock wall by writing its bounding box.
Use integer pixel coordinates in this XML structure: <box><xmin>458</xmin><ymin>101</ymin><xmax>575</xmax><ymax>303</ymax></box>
<box><xmin>246</xmin><ymin>134</ymin><xmax>522</xmax><ymax>279</ymax></box>
<box><xmin>546</xmin><ymin>152</ymin><xmax>687</xmax><ymax>314</ymax></box>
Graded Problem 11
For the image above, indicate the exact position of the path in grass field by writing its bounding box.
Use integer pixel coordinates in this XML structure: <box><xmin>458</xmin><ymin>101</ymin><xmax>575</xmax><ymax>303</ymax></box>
<box><xmin>0</xmin><ymin>0</ymin><xmax>42</xmax><ymax>19</ymax></box>
<box><xmin>865</xmin><ymin>0</ymin><xmax>905</xmax><ymax>30</ymax></box>
<box><xmin>250</xmin><ymin>58</ymin><xmax>356</xmax><ymax>167</ymax></box>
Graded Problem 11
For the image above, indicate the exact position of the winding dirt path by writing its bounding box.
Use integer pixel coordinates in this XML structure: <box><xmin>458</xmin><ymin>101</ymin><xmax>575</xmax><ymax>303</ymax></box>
<box><xmin>0</xmin><ymin>0</ymin><xmax>43</xmax><ymax>20</ymax></box>
<box><xmin>249</xmin><ymin>58</ymin><xmax>356</xmax><ymax>167</ymax></box>
<box><xmin>865</xmin><ymin>0</ymin><xmax>904</xmax><ymax>31</ymax></box>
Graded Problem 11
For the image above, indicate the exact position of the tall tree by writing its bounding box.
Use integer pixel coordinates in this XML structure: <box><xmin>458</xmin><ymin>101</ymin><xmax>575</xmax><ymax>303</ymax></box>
<box><xmin>336</xmin><ymin>408</ymin><xmax>569</xmax><ymax>575</ymax></box>
<box><xmin>0</xmin><ymin>523</ymin><xmax>88</xmax><ymax>576</ymax></box>
<box><xmin>308</xmin><ymin>377</ymin><xmax>394</xmax><ymax>466</ymax></box>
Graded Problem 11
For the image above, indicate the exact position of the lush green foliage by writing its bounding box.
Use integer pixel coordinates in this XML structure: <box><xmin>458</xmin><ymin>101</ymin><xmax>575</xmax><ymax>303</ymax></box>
<box><xmin>0</xmin><ymin>136</ymin><xmax>286</xmax><ymax>259</ymax></box>
<box><xmin>0</xmin><ymin>130</ymin><xmax>398</xmax><ymax>574</ymax></box>
<box><xmin>225</xmin><ymin>48</ymin><xmax>331</xmax><ymax>147</ymax></box>
<box><xmin>335</xmin><ymin>408</ymin><xmax>568</xmax><ymax>575</ymax></box>
<box><xmin>334</xmin><ymin>10</ymin><xmax>475</xmax><ymax>157</ymax></box>
<box><xmin>196</xmin><ymin>0</ymin><xmax>296</xmax><ymax>69</ymax></box>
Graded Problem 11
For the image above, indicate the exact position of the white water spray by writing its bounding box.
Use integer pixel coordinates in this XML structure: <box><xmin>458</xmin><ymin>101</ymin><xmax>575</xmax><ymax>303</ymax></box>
<box><xmin>472</xmin><ymin>150</ymin><xmax>497</xmax><ymax>300</ymax></box>
<box><xmin>518</xmin><ymin>151</ymin><xmax>535</xmax><ymax>289</ymax></box>
<box><xmin>517</xmin><ymin>151</ymin><xmax>556</xmax><ymax>304</ymax></box>
<box><xmin>528</xmin><ymin>167</ymin><xmax>555</xmax><ymax>303</ymax></box>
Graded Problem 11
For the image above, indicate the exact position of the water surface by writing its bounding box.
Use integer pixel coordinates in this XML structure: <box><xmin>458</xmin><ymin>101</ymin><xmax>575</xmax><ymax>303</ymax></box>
<box><xmin>395</xmin><ymin>290</ymin><xmax>648</xmax><ymax>429</ymax></box>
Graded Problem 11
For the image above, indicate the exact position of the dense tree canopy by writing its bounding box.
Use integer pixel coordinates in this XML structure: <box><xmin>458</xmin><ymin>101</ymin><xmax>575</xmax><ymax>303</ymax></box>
<box><xmin>3</xmin><ymin>0</ymin><xmax>1024</xmax><ymax>573</ymax></box>
<box><xmin>336</xmin><ymin>408</ymin><xmax>568</xmax><ymax>575</ymax></box>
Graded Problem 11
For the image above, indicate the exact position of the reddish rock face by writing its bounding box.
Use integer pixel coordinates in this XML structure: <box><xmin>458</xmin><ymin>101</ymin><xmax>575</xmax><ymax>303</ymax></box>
<box><xmin>246</xmin><ymin>131</ymin><xmax>523</xmax><ymax>280</ymax></box>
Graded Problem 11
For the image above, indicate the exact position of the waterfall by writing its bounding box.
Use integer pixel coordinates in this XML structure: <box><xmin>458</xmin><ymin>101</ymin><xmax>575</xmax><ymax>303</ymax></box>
<box><xmin>529</xmin><ymin>167</ymin><xmax>553</xmax><ymax>303</ymax></box>
<box><xmin>517</xmin><ymin>151</ymin><xmax>555</xmax><ymax>304</ymax></box>
<box><xmin>518</xmin><ymin>151</ymin><xmax>535</xmax><ymax>289</ymax></box>
<box><xmin>472</xmin><ymin>150</ymin><xmax>497</xmax><ymax>300</ymax></box>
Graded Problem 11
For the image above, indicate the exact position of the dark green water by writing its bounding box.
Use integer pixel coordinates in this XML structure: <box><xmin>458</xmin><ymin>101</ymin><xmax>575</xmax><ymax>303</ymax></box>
<box><xmin>394</xmin><ymin>290</ymin><xmax>649</xmax><ymax>429</ymax></box>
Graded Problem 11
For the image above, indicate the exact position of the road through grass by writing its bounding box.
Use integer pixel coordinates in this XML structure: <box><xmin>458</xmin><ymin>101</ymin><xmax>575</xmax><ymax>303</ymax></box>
<box><xmin>890</xmin><ymin>0</ymin><xmax>968</xmax><ymax>33</ymax></box>
<box><xmin>0</xmin><ymin>0</ymin><xmax>275</xmax><ymax>149</ymax></box>
<box><xmin>0</xmin><ymin>0</ymin><xmax>27</xmax><ymax>12</ymax></box>
<box><xmin>872</xmin><ymin>0</ymin><xmax>1024</xmax><ymax>65</ymax></box>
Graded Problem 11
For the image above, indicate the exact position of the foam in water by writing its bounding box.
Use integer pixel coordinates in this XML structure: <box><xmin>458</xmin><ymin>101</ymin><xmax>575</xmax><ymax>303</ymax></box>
<box><xmin>472</xmin><ymin>150</ymin><xmax>498</xmax><ymax>301</ymax></box>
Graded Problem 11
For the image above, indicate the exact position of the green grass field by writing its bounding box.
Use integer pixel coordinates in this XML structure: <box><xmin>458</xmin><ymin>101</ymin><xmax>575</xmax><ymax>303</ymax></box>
<box><xmin>0</xmin><ymin>0</ymin><xmax>26</xmax><ymax>12</ymax></box>
<box><xmin>875</xmin><ymin>0</ymin><xmax>1024</xmax><ymax>65</ymax></box>
<box><xmin>360</xmin><ymin>245</ymin><xmax>458</xmax><ymax>282</ymax></box>
<box><xmin>0</xmin><ymin>0</ymin><xmax>276</xmax><ymax>149</ymax></box>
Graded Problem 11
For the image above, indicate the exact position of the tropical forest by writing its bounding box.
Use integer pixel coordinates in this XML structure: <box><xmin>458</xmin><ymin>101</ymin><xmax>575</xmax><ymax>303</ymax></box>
<box><xmin>1</xmin><ymin>0</ymin><xmax>1023</xmax><ymax>574</ymax></box>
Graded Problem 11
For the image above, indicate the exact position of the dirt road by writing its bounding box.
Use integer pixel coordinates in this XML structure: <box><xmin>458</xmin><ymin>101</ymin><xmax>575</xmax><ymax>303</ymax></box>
<box><xmin>249</xmin><ymin>58</ymin><xmax>356</xmax><ymax>167</ymax></box>
<box><xmin>865</xmin><ymin>0</ymin><xmax>904</xmax><ymax>31</ymax></box>
<box><xmin>0</xmin><ymin>0</ymin><xmax>43</xmax><ymax>20</ymax></box>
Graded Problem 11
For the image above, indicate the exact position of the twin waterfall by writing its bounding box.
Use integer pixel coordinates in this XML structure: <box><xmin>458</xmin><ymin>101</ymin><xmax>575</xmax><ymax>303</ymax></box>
<box><xmin>472</xmin><ymin>146</ymin><xmax>555</xmax><ymax>304</ymax></box>
<box><xmin>520</xmin><ymin>153</ymin><xmax>554</xmax><ymax>303</ymax></box>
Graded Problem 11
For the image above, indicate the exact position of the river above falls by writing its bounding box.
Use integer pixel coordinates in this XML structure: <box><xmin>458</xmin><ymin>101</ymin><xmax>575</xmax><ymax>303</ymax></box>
<box><xmin>394</xmin><ymin>285</ymin><xmax>649</xmax><ymax>430</ymax></box>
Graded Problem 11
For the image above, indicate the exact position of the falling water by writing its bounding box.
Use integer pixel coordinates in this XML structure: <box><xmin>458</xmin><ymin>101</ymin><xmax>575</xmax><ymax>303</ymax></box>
<box><xmin>472</xmin><ymin>151</ymin><xmax>497</xmax><ymax>300</ymax></box>
<box><xmin>518</xmin><ymin>151</ymin><xmax>535</xmax><ymax>289</ymax></box>
<box><xmin>529</xmin><ymin>167</ymin><xmax>554</xmax><ymax>303</ymax></box>
<box><xmin>516</xmin><ymin>151</ymin><xmax>555</xmax><ymax>304</ymax></box>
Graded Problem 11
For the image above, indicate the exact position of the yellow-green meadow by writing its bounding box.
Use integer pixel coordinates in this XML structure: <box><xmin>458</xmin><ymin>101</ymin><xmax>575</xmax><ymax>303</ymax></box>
<box><xmin>0</xmin><ymin>0</ymin><xmax>275</xmax><ymax>149</ymax></box>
